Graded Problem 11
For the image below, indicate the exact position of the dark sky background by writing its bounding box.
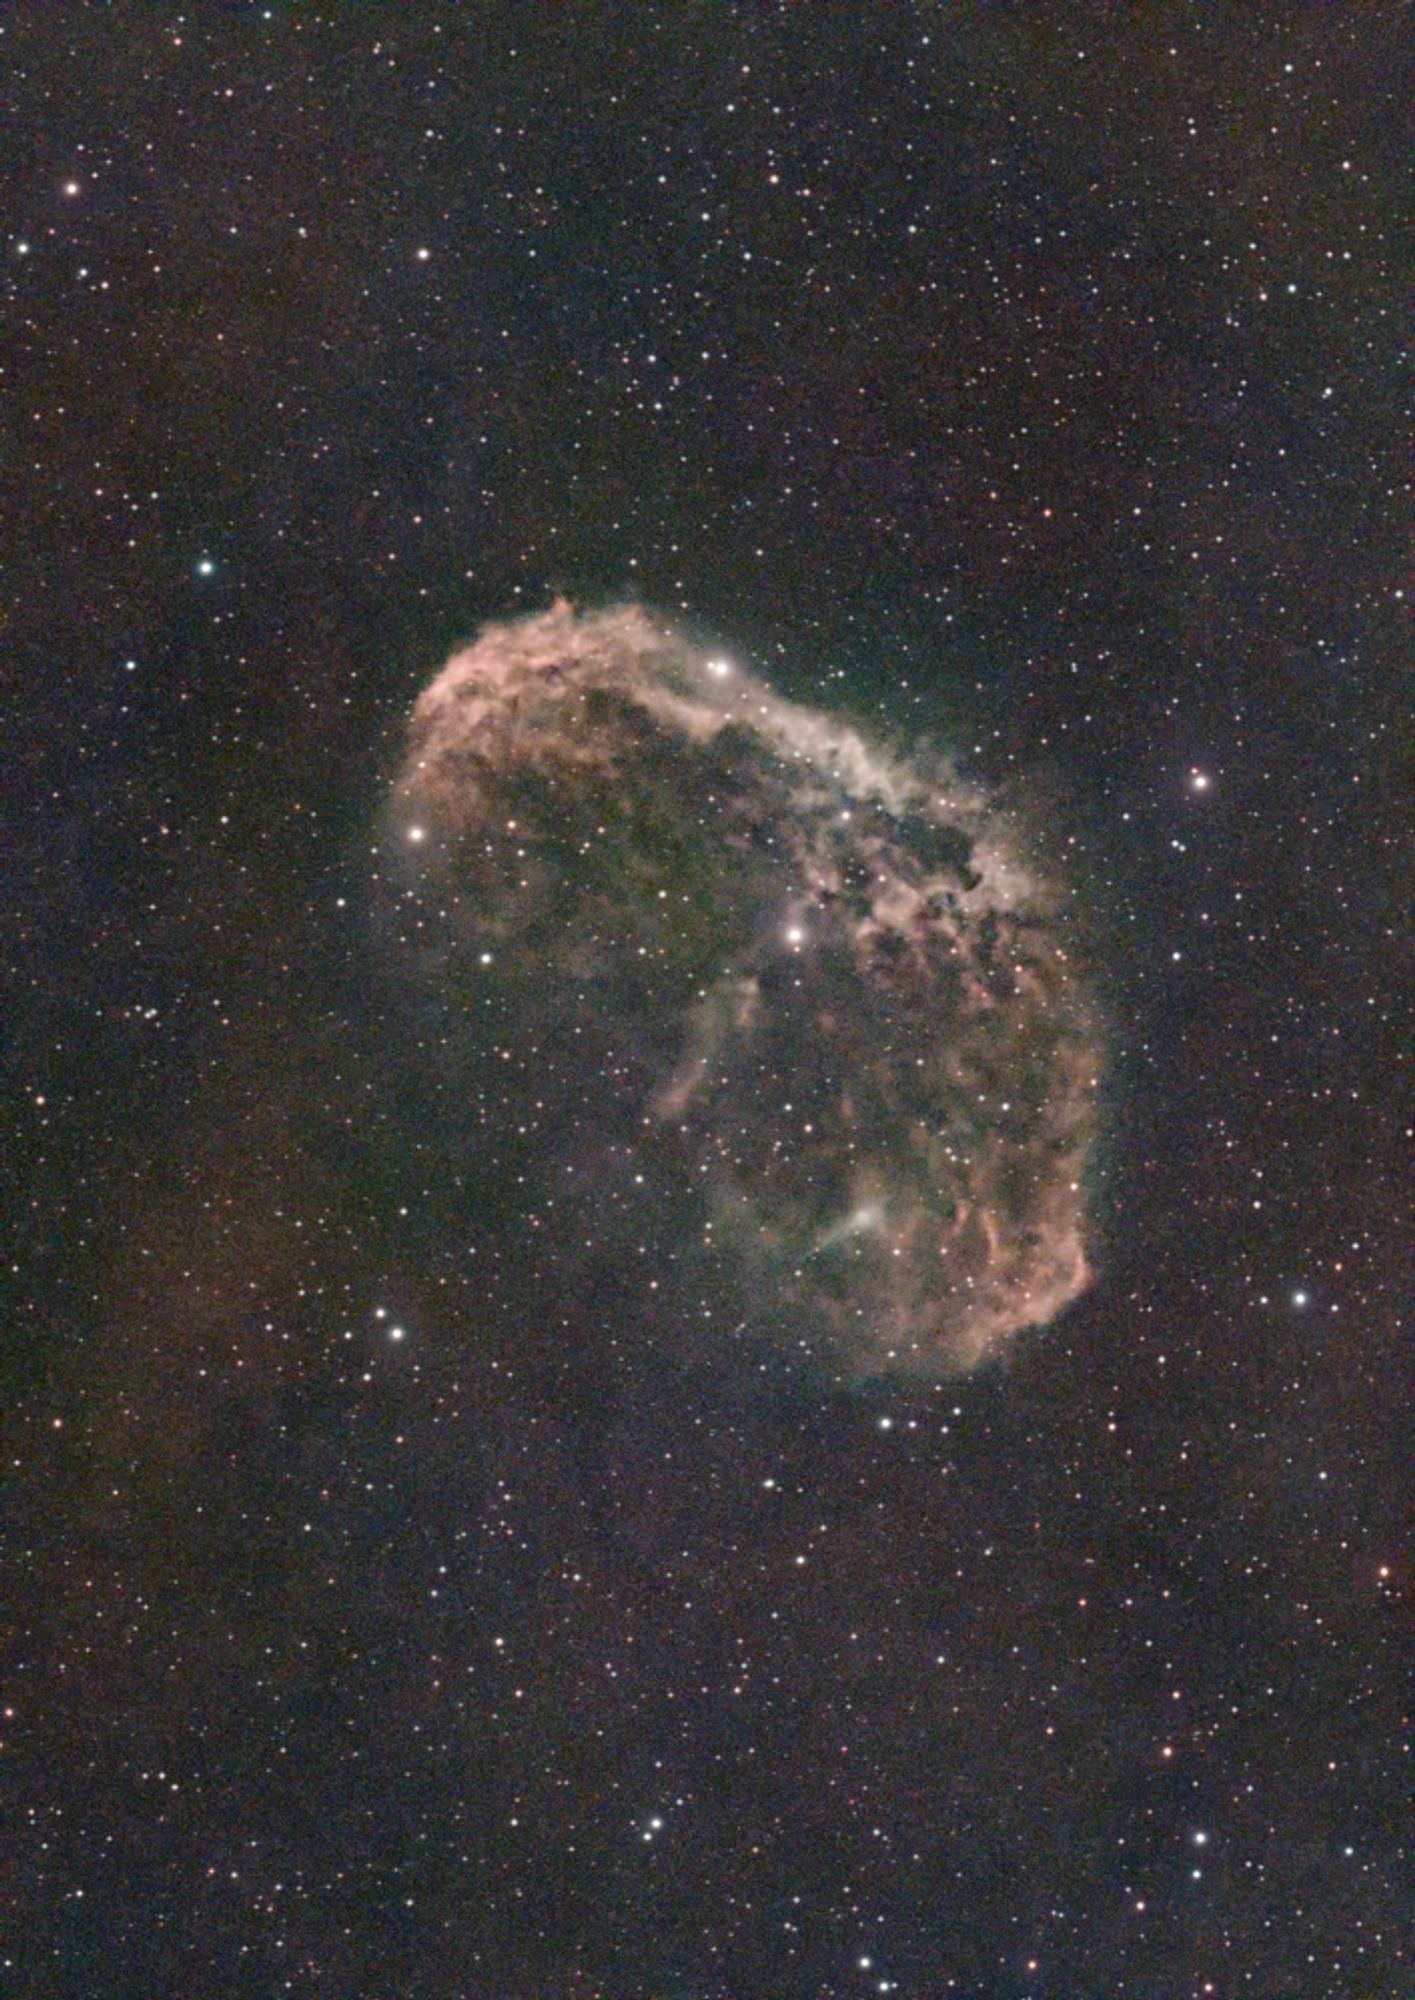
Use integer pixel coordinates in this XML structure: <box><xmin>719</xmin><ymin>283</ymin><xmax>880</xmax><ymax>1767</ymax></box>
<box><xmin>2</xmin><ymin>6</ymin><xmax>1410</xmax><ymax>1997</ymax></box>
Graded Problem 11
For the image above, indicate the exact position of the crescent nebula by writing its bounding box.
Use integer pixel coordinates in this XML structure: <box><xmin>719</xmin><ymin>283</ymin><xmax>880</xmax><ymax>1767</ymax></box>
<box><xmin>383</xmin><ymin>600</ymin><xmax>1101</xmax><ymax>1379</ymax></box>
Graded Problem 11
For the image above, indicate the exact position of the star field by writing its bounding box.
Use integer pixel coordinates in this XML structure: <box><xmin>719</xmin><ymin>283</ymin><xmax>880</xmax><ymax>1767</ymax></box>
<box><xmin>1</xmin><ymin>8</ymin><xmax>1409</xmax><ymax>1998</ymax></box>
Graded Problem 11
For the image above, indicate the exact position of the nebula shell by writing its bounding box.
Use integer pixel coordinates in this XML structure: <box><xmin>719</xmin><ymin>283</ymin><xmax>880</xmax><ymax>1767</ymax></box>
<box><xmin>385</xmin><ymin>601</ymin><xmax>1100</xmax><ymax>1378</ymax></box>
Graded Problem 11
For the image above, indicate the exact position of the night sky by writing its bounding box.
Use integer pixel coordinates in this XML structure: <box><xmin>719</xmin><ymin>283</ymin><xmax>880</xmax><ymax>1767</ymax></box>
<box><xmin>3</xmin><ymin>8</ymin><xmax>1410</xmax><ymax>1998</ymax></box>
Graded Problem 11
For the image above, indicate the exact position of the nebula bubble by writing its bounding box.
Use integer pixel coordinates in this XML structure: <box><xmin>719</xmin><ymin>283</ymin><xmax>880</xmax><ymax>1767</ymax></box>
<box><xmin>384</xmin><ymin>601</ymin><xmax>1100</xmax><ymax>1378</ymax></box>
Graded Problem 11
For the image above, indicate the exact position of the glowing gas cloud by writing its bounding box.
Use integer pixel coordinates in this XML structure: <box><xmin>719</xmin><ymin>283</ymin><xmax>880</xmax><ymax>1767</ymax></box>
<box><xmin>385</xmin><ymin>601</ymin><xmax>1101</xmax><ymax>1377</ymax></box>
